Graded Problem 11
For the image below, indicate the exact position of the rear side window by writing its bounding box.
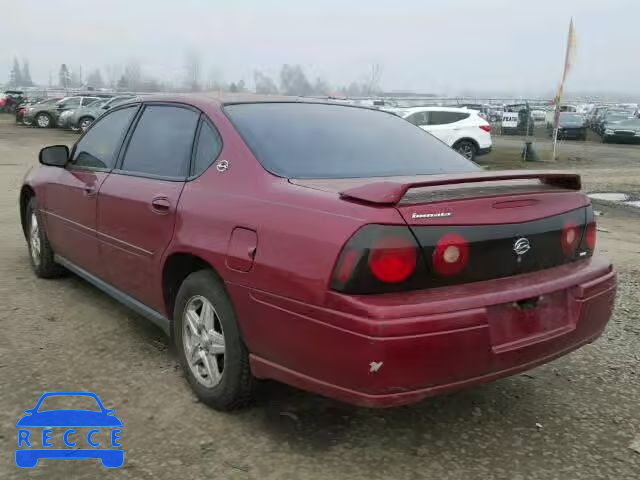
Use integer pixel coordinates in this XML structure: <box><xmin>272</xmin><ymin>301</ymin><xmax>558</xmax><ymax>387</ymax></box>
<box><xmin>406</xmin><ymin>111</ymin><xmax>429</xmax><ymax>126</ymax></box>
<box><xmin>225</xmin><ymin>103</ymin><xmax>478</xmax><ymax>178</ymax></box>
<box><xmin>192</xmin><ymin>120</ymin><xmax>222</xmax><ymax>176</ymax></box>
<box><xmin>429</xmin><ymin>111</ymin><xmax>469</xmax><ymax>125</ymax></box>
<box><xmin>121</xmin><ymin>105</ymin><xmax>199</xmax><ymax>178</ymax></box>
<box><xmin>71</xmin><ymin>106</ymin><xmax>137</xmax><ymax>169</ymax></box>
<box><xmin>82</xmin><ymin>97</ymin><xmax>99</xmax><ymax>106</ymax></box>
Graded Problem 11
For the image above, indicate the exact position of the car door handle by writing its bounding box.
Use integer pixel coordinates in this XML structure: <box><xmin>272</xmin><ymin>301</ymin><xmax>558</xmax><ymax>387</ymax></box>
<box><xmin>83</xmin><ymin>186</ymin><xmax>97</xmax><ymax>197</ymax></box>
<box><xmin>150</xmin><ymin>197</ymin><xmax>171</xmax><ymax>215</ymax></box>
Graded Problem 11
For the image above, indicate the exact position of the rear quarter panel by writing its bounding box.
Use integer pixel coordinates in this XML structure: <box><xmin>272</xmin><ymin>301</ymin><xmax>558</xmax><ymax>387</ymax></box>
<box><xmin>166</xmin><ymin>104</ymin><xmax>404</xmax><ymax>305</ymax></box>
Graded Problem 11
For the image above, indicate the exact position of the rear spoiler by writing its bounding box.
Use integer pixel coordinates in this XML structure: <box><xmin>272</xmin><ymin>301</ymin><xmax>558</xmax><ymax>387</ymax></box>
<box><xmin>339</xmin><ymin>170</ymin><xmax>581</xmax><ymax>205</ymax></box>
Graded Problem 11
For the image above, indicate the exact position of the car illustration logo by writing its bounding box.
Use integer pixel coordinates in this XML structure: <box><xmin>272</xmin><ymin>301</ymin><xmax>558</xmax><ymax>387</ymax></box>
<box><xmin>15</xmin><ymin>391</ymin><xmax>123</xmax><ymax>469</ymax></box>
<box><xmin>513</xmin><ymin>237</ymin><xmax>531</xmax><ymax>256</ymax></box>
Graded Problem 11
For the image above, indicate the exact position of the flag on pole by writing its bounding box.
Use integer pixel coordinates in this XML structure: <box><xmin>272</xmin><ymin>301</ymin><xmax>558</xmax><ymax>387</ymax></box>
<box><xmin>553</xmin><ymin>19</ymin><xmax>577</xmax><ymax>159</ymax></box>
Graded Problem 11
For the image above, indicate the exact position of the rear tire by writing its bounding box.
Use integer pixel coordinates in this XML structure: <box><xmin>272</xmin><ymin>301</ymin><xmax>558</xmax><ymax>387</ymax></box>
<box><xmin>35</xmin><ymin>112</ymin><xmax>52</xmax><ymax>128</ymax></box>
<box><xmin>453</xmin><ymin>140</ymin><xmax>477</xmax><ymax>162</ymax></box>
<box><xmin>174</xmin><ymin>270</ymin><xmax>254</xmax><ymax>410</ymax></box>
<box><xmin>25</xmin><ymin>197</ymin><xmax>64</xmax><ymax>278</ymax></box>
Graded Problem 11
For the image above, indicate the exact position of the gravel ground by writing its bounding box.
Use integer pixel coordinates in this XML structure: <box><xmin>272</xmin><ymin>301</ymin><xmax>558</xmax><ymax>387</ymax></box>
<box><xmin>0</xmin><ymin>115</ymin><xmax>638</xmax><ymax>479</ymax></box>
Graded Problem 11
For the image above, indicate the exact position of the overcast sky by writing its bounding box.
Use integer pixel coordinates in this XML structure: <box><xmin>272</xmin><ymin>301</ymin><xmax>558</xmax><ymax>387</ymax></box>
<box><xmin>1</xmin><ymin>0</ymin><xmax>637</xmax><ymax>96</ymax></box>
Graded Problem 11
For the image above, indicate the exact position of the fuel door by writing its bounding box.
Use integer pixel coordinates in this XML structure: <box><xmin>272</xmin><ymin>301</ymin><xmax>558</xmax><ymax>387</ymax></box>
<box><xmin>226</xmin><ymin>227</ymin><xmax>258</xmax><ymax>272</ymax></box>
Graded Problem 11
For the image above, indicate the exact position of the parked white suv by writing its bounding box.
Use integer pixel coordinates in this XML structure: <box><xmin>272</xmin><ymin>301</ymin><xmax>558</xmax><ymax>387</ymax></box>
<box><xmin>395</xmin><ymin>107</ymin><xmax>492</xmax><ymax>161</ymax></box>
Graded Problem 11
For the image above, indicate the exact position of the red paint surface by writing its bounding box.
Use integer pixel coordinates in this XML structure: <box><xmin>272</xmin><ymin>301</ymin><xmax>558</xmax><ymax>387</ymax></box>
<box><xmin>23</xmin><ymin>95</ymin><xmax>617</xmax><ymax>407</ymax></box>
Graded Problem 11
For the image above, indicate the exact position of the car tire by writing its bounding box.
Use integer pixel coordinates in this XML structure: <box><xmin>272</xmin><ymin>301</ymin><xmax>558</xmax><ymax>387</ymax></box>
<box><xmin>453</xmin><ymin>140</ymin><xmax>476</xmax><ymax>161</ymax></box>
<box><xmin>25</xmin><ymin>197</ymin><xmax>64</xmax><ymax>278</ymax></box>
<box><xmin>174</xmin><ymin>270</ymin><xmax>254</xmax><ymax>410</ymax></box>
<box><xmin>35</xmin><ymin>112</ymin><xmax>52</xmax><ymax>128</ymax></box>
<box><xmin>78</xmin><ymin>116</ymin><xmax>94</xmax><ymax>133</ymax></box>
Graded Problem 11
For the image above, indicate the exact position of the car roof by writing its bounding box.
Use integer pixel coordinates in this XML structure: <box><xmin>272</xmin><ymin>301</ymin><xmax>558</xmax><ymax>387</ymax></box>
<box><xmin>392</xmin><ymin>106</ymin><xmax>480</xmax><ymax>114</ymax></box>
<box><xmin>132</xmin><ymin>93</ymin><xmax>353</xmax><ymax>111</ymax></box>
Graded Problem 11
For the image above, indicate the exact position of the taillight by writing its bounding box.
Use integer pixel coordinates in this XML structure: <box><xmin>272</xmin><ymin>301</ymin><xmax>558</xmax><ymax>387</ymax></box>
<box><xmin>585</xmin><ymin>222</ymin><xmax>596</xmax><ymax>250</ymax></box>
<box><xmin>331</xmin><ymin>225</ymin><xmax>423</xmax><ymax>293</ymax></box>
<box><xmin>369</xmin><ymin>235</ymin><xmax>417</xmax><ymax>283</ymax></box>
<box><xmin>561</xmin><ymin>221</ymin><xmax>581</xmax><ymax>257</ymax></box>
<box><xmin>432</xmin><ymin>233</ymin><xmax>469</xmax><ymax>276</ymax></box>
<box><xmin>479</xmin><ymin>124</ymin><xmax>491</xmax><ymax>133</ymax></box>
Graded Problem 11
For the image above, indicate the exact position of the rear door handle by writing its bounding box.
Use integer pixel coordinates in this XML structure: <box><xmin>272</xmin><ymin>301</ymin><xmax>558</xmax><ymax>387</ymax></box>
<box><xmin>83</xmin><ymin>186</ymin><xmax>97</xmax><ymax>197</ymax></box>
<box><xmin>151</xmin><ymin>196</ymin><xmax>171</xmax><ymax>215</ymax></box>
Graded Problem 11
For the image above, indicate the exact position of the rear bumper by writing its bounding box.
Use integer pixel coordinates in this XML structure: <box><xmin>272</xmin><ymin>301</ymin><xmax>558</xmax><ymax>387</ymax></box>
<box><xmin>230</xmin><ymin>257</ymin><xmax>616</xmax><ymax>407</ymax></box>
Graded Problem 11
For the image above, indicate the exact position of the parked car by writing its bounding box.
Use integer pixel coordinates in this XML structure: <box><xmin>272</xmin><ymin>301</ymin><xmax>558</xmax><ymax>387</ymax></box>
<box><xmin>17</xmin><ymin>97</ymin><xmax>62</xmax><ymax>125</ymax></box>
<box><xmin>596</xmin><ymin>111</ymin><xmax>634</xmax><ymax>136</ymax></box>
<box><xmin>548</xmin><ymin>112</ymin><xmax>587</xmax><ymax>140</ymax></box>
<box><xmin>58</xmin><ymin>95</ymin><xmax>136</xmax><ymax>132</ymax></box>
<box><xmin>398</xmin><ymin>106</ymin><xmax>492</xmax><ymax>161</ymax></box>
<box><xmin>0</xmin><ymin>90</ymin><xmax>25</xmax><ymax>113</ymax></box>
<box><xmin>23</xmin><ymin>96</ymin><xmax>101</xmax><ymax>128</ymax></box>
<box><xmin>20</xmin><ymin>96</ymin><xmax>616</xmax><ymax>410</ymax></box>
<box><xmin>601</xmin><ymin>118</ymin><xmax>640</xmax><ymax>144</ymax></box>
<box><xmin>587</xmin><ymin>106</ymin><xmax>608</xmax><ymax>129</ymax></box>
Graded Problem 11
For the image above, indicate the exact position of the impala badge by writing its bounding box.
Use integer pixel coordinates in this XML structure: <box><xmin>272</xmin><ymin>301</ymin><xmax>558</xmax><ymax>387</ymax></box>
<box><xmin>513</xmin><ymin>237</ymin><xmax>531</xmax><ymax>256</ymax></box>
<box><xmin>411</xmin><ymin>212</ymin><xmax>452</xmax><ymax>219</ymax></box>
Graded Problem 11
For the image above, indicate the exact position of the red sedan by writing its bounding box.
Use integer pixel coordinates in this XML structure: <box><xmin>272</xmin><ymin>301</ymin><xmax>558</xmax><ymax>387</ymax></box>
<box><xmin>20</xmin><ymin>96</ymin><xmax>616</xmax><ymax>409</ymax></box>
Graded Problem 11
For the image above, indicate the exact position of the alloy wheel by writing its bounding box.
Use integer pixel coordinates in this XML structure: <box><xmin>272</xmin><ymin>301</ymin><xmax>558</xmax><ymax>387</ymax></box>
<box><xmin>29</xmin><ymin>213</ymin><xmax>41</xmax><ymax>266</ymax></box>
<box><xmin>36</xmin><ymin>114</ymin><xmax>50</xmax><ymax>128</ymax></box>
<box><xmin>182</xmin><ymin>295</ymin><xmax>226</xmax><ymax>388</ymax></box>
<box><xmin>456</xmin><ymin>143</ymin><xmax>474</xmax><ymax>160</ymax></box>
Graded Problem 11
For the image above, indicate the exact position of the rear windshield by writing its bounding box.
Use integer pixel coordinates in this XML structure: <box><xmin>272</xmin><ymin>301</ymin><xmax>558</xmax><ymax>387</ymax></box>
<box><xmin>224</xmin><ymin>102</ymin><xmax>479</xmax><ymax>178</ymax></box>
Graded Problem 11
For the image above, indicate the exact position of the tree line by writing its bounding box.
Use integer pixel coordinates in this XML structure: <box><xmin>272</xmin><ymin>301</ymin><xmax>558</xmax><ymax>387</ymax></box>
<box><xmin>7</xmin><ymin>53</ymin><xmax>382</xmax><ymax>97</ymax></box>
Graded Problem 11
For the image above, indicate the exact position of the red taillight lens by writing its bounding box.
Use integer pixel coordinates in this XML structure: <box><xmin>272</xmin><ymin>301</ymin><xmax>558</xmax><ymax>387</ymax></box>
<box><xmin>433</xmin><ymin>233</ymin><xmax>469</xmax><ymax>276</ymax></box>
<box><xmin>369</xmin><ymin>235</ymin><xmax>417</xmax><ymax>283</ymax></box>
<box><xmin>479</xmin><ymin>124</ymin><xmax>491</xmax><ymax>133</ymax></box>
<box><xmin>585</xmin><ymin>222</ymin><xmax>596</xmax><ymax>250</ymax></box>
<box><xmin>335</xmin><ymin>249</ymin><xmax>359</xmax><ymax>284</ymax></box>
<box><xmin>561</xmin><ymin>221</ymin><xmax>581</xmax><ymax>256</ymax></box>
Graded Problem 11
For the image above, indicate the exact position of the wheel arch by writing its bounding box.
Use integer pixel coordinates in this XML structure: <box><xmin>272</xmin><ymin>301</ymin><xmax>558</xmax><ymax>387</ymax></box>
<box><xmin>161</xmin><ymin>252</ymin><xmax>225</xmax><ymax>326</ymax></box>
<box><xmin>452</xmin><ymin>137</ymin><xmax>479</xmax><ymax>151</ymax></box>
<box><xmin>19</xmin><ymin>185</ymin><xmax>36</xmax><ymax>239</ymax></box>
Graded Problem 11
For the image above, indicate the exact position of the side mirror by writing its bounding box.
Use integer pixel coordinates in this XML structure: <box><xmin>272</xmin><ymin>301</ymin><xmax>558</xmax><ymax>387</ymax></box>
<box><xmin>39</xmin><ymin>145</ymin><xmax>69</xmax><ymax>167</ymax></box>
<box><xmin>102</xmin><ymin>104</ymin><xmax>110</xmax><ymax>110</ymax></box>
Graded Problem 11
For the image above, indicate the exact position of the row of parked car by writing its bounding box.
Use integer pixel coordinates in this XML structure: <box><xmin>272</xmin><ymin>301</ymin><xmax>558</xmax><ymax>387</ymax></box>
<box><xmin>543</xmin><ymin>104</ymin><xmax>640</xmax><ymax>143</ymax></box>
<box><xmin>15</xmin><ymin>94</ymin><xmax>135</xmax><ymax>132</ymax></box>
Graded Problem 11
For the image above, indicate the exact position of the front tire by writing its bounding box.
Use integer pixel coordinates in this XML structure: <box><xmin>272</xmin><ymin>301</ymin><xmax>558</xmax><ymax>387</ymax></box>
<box><xmin>26</xmin><ymin>197</ymin><xmax>63</xmax><ymax>278</ymax></box>
<box><xmin>174</xmin><ymin>270</ymin><xmax>254</xmax><ymax>410</ymax></box>
<box><xmin>78</xmin><ymin>116</ymin><xmax>94</xmax><ymax>132</ymax></box>
<box><xmin>35</xmin><ymin>112</ymin><xmax>52</xmax><ymax>128</ymax></box>
<box><xmin>453</xmin><ymin>140</ymin><xmax>477</xmax><ymax>162</ymax></box>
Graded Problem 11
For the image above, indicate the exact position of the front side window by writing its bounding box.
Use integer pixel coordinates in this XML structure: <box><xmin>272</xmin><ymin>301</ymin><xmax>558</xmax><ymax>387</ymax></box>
<box><xmin>82</xmin><ymin>97</ymin><xmax>99</xmax><ymax>106</ymax></box>
<box><xmin>60</xmin><ymin>97</ymin><xmax>81</xmax><ymax>108</ymax></box>
<box><xmin>225</xmin><ymin>103</ymin><xmax>478</xmax><ymax>178</ymax></box>
<box><xmin>70</xmin><ymin>106</ymin><xmax>137</xmax><ymax>169</ymax></box>
<box><xmin>120</xmin><ymin>105</ymin><xmax>199</xmax><ymax>178</ymax></box>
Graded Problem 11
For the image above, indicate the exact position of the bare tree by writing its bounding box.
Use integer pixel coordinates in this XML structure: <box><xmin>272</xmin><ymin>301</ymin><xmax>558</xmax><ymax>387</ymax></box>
<box><xmin>279</xmin><ymin>64</ymin><xmax>313</xmax><ymax>96</ymax></box>
<box><xmin>87</xmin><ymin>68</ymin><xmax>104</xmax><ymax>89</ymax></box>
<box><xmin>254</xmin><ymin>71</ymin><xmax>279</xmax><ymax>94</ymax></box>
<box><xmin>9</xmin><ymin>57</ymin><xmax>23</xmax><ymax>86</ymax></box>
<box><xmin>105</xmin><ymin>64</ymin><xmax>122</xmax><ymax>88</ymax></box>
<box><xmin>22</xmin><ymin>60</ymin><xmax>33</xmax><ymax>86</ymax></box>
<box><xmin>365</xmin><ymin>63</ymin><xmax>382</xmax><ymax>95</ymax></box>
<box><xmin>313</xmin><ymin>76</ymin><xmax>331</xmax><ymax>96</ymax></box>
<box><xmin>58</xmin><ymin>64</ymin><xmax>71</xmax><ymax>88</ymax></box>
<box><xmin>184</xmin><ymin>49</ymin><xmax>201</xmax><ymax>91</ymax></box>
<box><xmin>124</xmin><ymin>60</ymin><xmax>142</xmax><ymax>91</ymax></box>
